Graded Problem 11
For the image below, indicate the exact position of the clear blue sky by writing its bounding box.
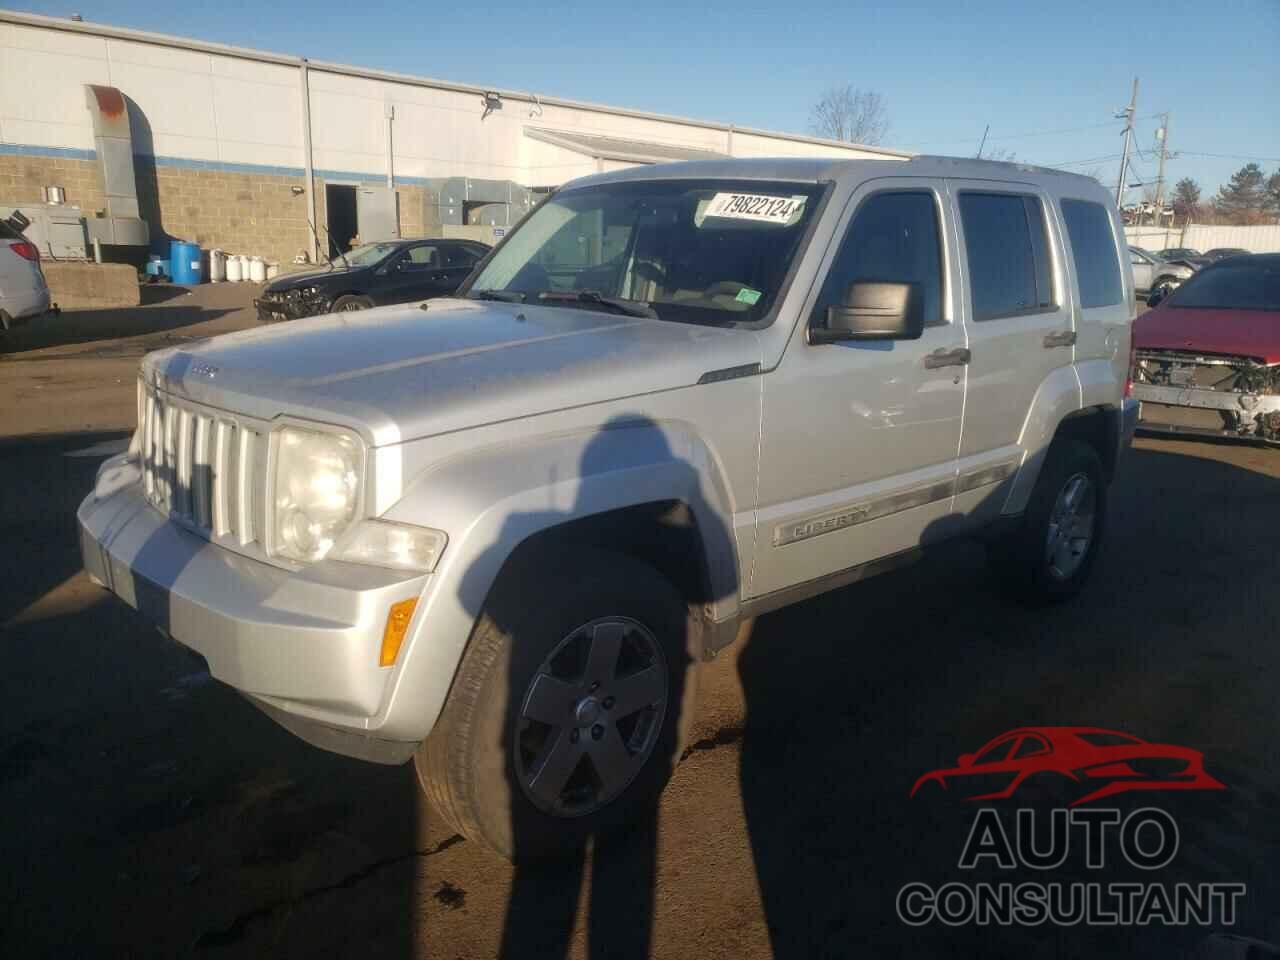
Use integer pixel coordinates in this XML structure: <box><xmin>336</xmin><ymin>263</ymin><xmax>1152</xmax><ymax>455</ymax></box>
<box><xmin>17</xmin><ymin>0</ymin><xmax>1280</xmax><ymax>198</ymax></box>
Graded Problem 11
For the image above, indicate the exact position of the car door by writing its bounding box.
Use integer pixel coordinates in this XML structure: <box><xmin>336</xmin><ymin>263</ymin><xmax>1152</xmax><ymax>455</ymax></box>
<box><xmin>750</xmin><ymin>180</ymin><xmax>966</xmax><ymax>599</ymax></box>
<box><xmin>437</xmin><ymin>243</ymin><xmax>485</xmax><ymax>294</ymax></box>
<box><xmin>374</xmin><ymin>243</ymin><xmax>448</xmax><ymax>305</ymax></box>
<box><xmin>946</xmin><ymin>180</ymin><xmax>1075</xmax><ymax>525</ymax></box>
<box><xmin>1129</xmin><ymin>248</ymin><xmax>1155</xmax><ymax>291</ymax></box>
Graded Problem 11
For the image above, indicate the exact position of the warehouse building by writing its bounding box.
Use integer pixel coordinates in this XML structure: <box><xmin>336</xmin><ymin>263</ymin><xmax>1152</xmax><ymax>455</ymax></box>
<box><xmin>0</xmin><ymin>10</ymin><xmax>908</xmax><ymax>269</ymax></box>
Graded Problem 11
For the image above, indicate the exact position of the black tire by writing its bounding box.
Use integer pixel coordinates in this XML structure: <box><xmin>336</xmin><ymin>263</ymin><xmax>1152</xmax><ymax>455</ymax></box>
<box><xmin>415</xmin><ymin>549</ymin><xmax>700</xmax><ymax>861</ymax></box>
<box><xmin>986</xmin><ymin>439</ymin><xmax>1107</xmax><ymax>602</ymax></box>
<box><xmin>331</xmin><ymin>294</ymin><xmax>374</xmax><ymax>312</ymax></box>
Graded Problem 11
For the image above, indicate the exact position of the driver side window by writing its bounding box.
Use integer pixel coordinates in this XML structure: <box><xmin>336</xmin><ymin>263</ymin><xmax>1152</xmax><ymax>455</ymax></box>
<box><xmin>811</xmin><ymin>190</ymin><xmax>946</xmax><ymax>330</ymax></box>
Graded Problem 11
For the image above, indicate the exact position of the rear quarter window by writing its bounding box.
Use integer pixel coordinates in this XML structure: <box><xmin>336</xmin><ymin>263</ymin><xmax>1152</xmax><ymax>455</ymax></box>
<box><xmin>1060</xmin><ymin>199</ymin><xmax>1123</xmax><ymax>308</ymax></box>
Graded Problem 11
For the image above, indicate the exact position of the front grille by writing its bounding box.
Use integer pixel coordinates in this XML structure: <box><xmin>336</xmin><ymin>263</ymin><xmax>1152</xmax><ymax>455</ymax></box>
<box><xmin>139</xmin><ymin>380</ymin><xmax>267</xmax><ymax>550</ymax></box>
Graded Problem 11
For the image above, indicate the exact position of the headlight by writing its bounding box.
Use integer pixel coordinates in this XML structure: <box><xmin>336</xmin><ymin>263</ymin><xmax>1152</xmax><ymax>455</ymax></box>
<box><xmin>330</xmin><ymin>520</ymin><xmax>447</xmax><ymax>573</ymax></box>
<box><xmin>270</xmin><ymin>425</ymin><xmax>364</xmax><ymax>563</ymax></box>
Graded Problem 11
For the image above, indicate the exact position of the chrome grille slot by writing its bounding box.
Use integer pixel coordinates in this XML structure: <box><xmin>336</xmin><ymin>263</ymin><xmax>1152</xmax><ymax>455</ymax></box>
<box><xmin>138</xmin><ymin>380</ymin><xmax>266</xmax><ymax>554</ymax></box>
<box><xmin>191</xmin><ymin>414</ymin><xmax>213</xmax><ymax>529</ymax></box>
<box><xmin>235</xmin><ymin>426</ymin><xmax>257</xmax><ymax>546</ymax></box>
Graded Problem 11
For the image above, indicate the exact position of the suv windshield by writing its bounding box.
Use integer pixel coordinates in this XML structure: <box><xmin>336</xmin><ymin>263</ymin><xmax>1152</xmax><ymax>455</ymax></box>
<box><xmin>466</xmin><ymin>179</ymin><xmax>825</xmax><ymax>325</ymax></box>
<box><xmin>333</xmin><ymin>242</ymin><xmax>400</xmax><ymax>268</ymax></box>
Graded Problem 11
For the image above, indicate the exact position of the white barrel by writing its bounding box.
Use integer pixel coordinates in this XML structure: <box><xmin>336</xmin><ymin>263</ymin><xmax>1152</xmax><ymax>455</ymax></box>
<box><xmin>265</xmin><ymin>261</ymin><xmax>279</xmax><ymax>280</ymax></box>
<box><xmin>225</xmin><ymin>255</ymin><xmax>243</xmax><ymax>282</ymax></box>
<box><xmin>235</xmin><ymin>255</ymin><xmax>250</xmax><ymax>281</ymax></box>
<box><xmin>248</xmin><ymin>257</ymin><xmax>267</xmax><ymax>283</ymax></box>
<box><xmin>209</xmin><ymin>249</ymin><xmax>226</xmax><ymax>283</ymax></box>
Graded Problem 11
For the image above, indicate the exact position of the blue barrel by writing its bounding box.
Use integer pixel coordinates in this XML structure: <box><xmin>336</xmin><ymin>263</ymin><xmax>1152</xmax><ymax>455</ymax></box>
<box><xmin>145</xmin><ymin>256</ymin><xmax>169</xmax><ymax>278</ymax></box>
<box><xmin>169</xmin><ymin>240</ymin><xmax>203</xmax><ymax>284</ymax></box>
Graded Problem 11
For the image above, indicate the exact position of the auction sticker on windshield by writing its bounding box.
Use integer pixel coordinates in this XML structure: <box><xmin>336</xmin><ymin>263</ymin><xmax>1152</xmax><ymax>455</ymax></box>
<box><xmin>700</xmin><ymin>192</ymin><xmax>808</xmax><ymax>226</ymax></box>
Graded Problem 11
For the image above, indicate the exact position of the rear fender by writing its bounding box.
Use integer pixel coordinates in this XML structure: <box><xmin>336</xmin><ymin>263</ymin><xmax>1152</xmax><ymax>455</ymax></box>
<box><xmin>371</xmin><ymin>418</ymin><xmax>739</xmax><ymax>741</ymax></box>
<box><xmin>1001</xmin><ymin>365</ymin><xmax>1082</xmax><ymax>515</ymax></box>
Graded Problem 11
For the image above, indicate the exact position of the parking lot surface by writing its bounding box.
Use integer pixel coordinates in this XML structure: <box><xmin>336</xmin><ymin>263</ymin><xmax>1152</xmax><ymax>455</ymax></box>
<box><xmin>2</xmin><ymin>286</ymin><xmax>1278</xmax><ymax>958</ymax></box>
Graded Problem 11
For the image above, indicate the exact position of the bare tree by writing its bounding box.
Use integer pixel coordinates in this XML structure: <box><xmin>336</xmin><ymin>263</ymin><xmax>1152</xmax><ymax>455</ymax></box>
<box><xmin>809</xmin><ymin>85</ymin><xmax>890</xmax><ymax>146</ymax></box>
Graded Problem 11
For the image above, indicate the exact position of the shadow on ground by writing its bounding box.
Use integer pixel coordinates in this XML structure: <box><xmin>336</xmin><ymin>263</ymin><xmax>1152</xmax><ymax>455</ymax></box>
<box><xmin>0</xmin><ymin>297</ymin><xmax>234</xmax><ymax>355</ymax></box>
<box><xmin>737</xmin><ymin>444</ymin><xmax>1280</xmax><ymax>958</ymax></box>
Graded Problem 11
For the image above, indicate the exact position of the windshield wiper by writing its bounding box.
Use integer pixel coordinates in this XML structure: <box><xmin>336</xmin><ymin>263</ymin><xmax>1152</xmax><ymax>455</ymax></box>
<box><xmin>469</xmin><ymin>289</ymin><xmax>527</xmax><ymax>303</ymax></box>
<box><xmin>536</xmin><ymin>289</ymin><xmax>656</xmax><ymax>318</ymax></box>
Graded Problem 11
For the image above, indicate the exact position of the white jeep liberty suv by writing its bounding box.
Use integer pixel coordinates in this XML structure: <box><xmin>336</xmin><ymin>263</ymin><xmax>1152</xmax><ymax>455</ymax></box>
<box><xmin>79</xmin><ymin>157</ymin><xmax>1139</xmax><ymax>859</ymax></box>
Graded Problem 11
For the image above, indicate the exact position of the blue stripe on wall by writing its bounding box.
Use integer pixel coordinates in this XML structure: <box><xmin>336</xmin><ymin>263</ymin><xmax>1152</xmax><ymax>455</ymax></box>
<box><xmin>0</xmin><ymin>142</ymin><xmax>432</xmax><ymax>187</ymax></box>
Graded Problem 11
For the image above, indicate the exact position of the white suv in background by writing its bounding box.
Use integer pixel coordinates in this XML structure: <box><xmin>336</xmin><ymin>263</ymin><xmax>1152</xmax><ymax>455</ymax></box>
<box><xmin>0</xmin><ymin>218</ymin><xmax>51</xmax><ymax>331</ymax></box>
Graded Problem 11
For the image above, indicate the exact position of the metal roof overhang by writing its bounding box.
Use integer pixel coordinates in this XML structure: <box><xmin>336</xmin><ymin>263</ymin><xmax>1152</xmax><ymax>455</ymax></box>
<box><xmin>523</xmin><ymin>127</ymin><xmax>728</xmax><ymax>166</ymax></box>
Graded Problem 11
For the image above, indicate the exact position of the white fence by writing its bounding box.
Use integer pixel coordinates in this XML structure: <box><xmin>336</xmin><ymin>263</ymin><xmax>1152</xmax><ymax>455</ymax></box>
<box><xmin>1125</xmin><ymin>224</ymin><xmax>1280</xmax><ymax>254</ymax></box>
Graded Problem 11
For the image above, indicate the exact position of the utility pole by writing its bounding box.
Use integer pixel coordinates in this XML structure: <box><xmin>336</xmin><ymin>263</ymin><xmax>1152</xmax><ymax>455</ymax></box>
<box><xmin>1153</xmin><ymin>113</ymin><xmax>1169</xmax><ymax>216</ymax></box>
<box><xmin>1115</xmin><ymin>77</ymin><xmax>1139</xmax><ymax>209</ymax></box>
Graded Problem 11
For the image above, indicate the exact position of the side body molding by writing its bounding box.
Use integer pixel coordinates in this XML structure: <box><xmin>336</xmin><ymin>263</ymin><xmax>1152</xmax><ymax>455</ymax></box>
<box><xmin>371</xmin><ymin>419</ymin><xmax>742</xmax><ymax>742</ymax></box>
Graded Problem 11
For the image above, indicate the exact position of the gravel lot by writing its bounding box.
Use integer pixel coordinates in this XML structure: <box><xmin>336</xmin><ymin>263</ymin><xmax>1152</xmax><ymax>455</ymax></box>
<box><xmin>2</xmin><ymin>285</ymin><xmax>1278</xmax><ymax>958</ymax></box>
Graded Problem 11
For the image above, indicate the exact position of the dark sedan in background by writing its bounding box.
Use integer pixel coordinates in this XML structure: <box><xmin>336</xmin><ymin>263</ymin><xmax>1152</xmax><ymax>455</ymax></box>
<box><xmin>1203</xmin><ymin>247</ymin><xmax>1252</xmax><ymax>263</ymax></box>
<box><xmin>255</xmin><ymin>237</ymin><xmax>490</xmax><ymax>322</ymax></box>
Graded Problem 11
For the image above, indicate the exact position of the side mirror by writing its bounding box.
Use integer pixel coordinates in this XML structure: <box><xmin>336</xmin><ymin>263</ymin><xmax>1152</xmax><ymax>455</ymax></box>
<box><xmin>809</xmin><ymin>281</ymin><xmax>925</xmax><ymax>345</ymax></box>
<box><xmin>1147</xmin><ymin>284</ymin><xmax>1171</xmax><ymax>308</ymax></box>
<box><xmin>958</xmin><ymin>753</ymin><xmax>975</xmax><ymax>768</ymax></box>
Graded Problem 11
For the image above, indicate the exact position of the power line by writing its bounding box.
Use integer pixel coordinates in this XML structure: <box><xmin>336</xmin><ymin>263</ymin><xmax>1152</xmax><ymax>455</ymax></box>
<box><xmin>899</xmin><ymin>115</ymin><xmax>1156</xmax><ymax>149</ymax></box>
<box><xmin>1175</xmin><ymin>151</ymin><xmax>1280</xmax><ymax>163</ymax></box>
<box><xmin>1044</xmin><ymin>153</ymin><xmax>1123</xmax><ymax>168</ymax></box>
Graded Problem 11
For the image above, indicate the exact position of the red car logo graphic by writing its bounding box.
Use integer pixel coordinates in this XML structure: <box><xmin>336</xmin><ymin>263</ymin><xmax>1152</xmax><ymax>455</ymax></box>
<box><xmin>910</xmin><ymin>727</ymin><xmax>1225</xmax><ymax>806</ymax></box>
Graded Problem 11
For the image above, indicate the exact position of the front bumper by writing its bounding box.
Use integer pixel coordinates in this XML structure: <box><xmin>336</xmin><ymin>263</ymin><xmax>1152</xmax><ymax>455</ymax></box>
<box><xmin>78</xmin><ymin>458</ymin><xmax>426</xmax><ymax>763</ymax></box>
<box><xmin>1132</xmin><ymin>383</ymin><xmax>1280</xmax><ymax>444</ymax></box>
<box><xmin>253</xmin><ymin>295</ymin><xmax>328</xmax><ymax>323</ymax></box>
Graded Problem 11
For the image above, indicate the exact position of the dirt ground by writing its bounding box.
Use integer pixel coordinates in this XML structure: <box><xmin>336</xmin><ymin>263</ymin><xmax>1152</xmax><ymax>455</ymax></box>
<box><xmin>1</xmin><ymin>285</ymin><xmax>1278</xmax><ymax>959</ymax></box>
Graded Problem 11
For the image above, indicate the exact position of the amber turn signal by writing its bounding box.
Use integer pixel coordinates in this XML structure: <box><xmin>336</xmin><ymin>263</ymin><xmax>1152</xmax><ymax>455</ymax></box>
<box><xmin>379</xmin><ymin>598</ymin><xmax>418</xmax><ymax>667</ymax></box>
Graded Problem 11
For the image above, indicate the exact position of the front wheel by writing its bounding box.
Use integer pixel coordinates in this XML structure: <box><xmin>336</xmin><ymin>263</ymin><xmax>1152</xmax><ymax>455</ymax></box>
<box><xmin>415</xmin><ymin>549</ymin><xmax>700</xmax><ymax>860</ymax></box>
<box><xmin>986</xmin><ymin>439</ymin><xmax>1106</xmax><ymax>602</ymax></box>
<box><xmin>331</xmin><ymin>294</ymin><xmax>374</xmax><ymax>312</ymax></box>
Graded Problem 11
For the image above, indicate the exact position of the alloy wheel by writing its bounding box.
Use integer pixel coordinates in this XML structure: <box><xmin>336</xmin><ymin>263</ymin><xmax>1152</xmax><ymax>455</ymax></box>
<box><xmin>515</xmin><ymin>617</ymin><xmax>668</xmax><ymax>818</ymax></box>
<box><xmin>1044</xmin><ymin>472</ymin><xmax>1096</xmax><ymax>582</ymax></box>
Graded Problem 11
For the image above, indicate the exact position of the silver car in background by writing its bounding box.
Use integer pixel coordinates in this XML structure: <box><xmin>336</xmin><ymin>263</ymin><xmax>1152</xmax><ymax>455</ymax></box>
<box><xmin>0</xmin><ymin>217</ymin><xmax>51</xmax><ymax>331</ymax></box>
<box><xmin>1128</xmin><ymin>246</ymin><xmax>1194</xmax><ymax>295</ymax></box>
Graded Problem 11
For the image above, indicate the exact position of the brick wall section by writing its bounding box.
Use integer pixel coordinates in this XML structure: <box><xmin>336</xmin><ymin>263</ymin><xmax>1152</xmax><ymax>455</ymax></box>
<box><xmin>0</xmin><ymin>155</ymin><xmax>105</xmax><ymax>211</ymax></box>
<box><xmin>2</xmin><ymin>154</ymin><xmax>441</xmax><ymax>265</ymax></box>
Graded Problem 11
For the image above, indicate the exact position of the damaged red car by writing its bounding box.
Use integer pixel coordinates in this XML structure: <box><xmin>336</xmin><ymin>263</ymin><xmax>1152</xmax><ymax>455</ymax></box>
<box><xmin>1132</xmin><ymin>254</ymin><xmax>1280</xmax><ymax>444</ymax></box>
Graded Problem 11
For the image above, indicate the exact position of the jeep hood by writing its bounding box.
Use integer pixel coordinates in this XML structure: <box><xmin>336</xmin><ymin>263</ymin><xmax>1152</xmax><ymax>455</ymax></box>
<box><xmin>1134</xmin><ymin>306</ymin><xmax>1280</xmax><ymax>364</ymax></box>
<box><xmin>144</xmin><ymin>298</ymin><xmax>763</xmax><ymax>445</ymax></box>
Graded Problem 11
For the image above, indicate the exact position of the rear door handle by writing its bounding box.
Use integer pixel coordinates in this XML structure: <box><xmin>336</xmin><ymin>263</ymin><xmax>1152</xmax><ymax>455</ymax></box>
<box><xmin>1043</xmin><ymin>330</ymin><xmax>1078</xmax><ymax>348</ymax></box>
<box><xmin>924</xmin><ymin>347</ymin><xmax>971</xmax><ymax>369</ymax></box>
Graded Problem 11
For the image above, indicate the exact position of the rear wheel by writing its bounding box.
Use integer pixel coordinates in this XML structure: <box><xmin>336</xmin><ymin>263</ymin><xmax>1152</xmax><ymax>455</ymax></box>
<box><xmin>415</xmin><ymin>549</ymin><xmax>700</xmax><ymax>860</ymax></box>
<box><xmin>987</xmin><ymin>439</ymin><xmax>1106</xmax><ymax>602</ymax></box>
<box><xmin>331</xmin><ymin>294</ymin><xmax>373</xmax><ymax>312</ymax></box>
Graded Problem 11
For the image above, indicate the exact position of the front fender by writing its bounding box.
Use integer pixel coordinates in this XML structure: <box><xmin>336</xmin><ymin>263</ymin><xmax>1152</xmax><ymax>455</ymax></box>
<box><xmin>371</xmin><ymin>417</ymin><xmax>740</xmax><ymax>742</ymax></box>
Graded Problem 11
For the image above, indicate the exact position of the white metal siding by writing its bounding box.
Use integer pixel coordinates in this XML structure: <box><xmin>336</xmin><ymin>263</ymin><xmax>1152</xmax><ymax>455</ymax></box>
<box><xmin>1126</xmin><ymin>224</ymin><xmax>1280</xmax><ymax>254</ymax></box>
<box><xmin>1</xmin><ymin>12</ymin><xmax>905</xmax><ymax>186</ymax></box>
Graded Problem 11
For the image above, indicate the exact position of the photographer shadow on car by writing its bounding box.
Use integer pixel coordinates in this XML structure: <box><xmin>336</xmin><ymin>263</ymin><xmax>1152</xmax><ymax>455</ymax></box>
<box><xmin>439</xmin><ymin>413</ymin><xmax>737</xmax><ymax>959</ymax></box>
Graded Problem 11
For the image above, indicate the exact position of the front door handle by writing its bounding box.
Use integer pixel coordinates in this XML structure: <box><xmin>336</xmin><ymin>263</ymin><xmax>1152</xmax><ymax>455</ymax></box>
<box><xmin>1043</xmin><ymin>330</ymin><xmax>1078</xmax><ymax>348</ymax></box>
<box><xmin>924</xmin><ymin>347</ymin><xmax>971</xmax><ymax>369</ymax></box>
